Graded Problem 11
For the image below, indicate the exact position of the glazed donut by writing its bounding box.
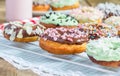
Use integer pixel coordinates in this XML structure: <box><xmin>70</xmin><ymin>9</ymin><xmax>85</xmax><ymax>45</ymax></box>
<box><xmin>33</xmin><ymin>0</ymin><xmax>50</xmax><ymax>11</ymax></box>
<box><xmin>86</xmin><ymin>37</ymin><xmax>120</xmax><ymax>67</ymax></box>
<box><xmin>78</xmin><ymin>23</ymin><xmax>117</xmax><ymax>40</ymax></box>
<box><xmin>3</xmin><ymin>21</ymin><xmax>45</xmax><ymax>42</ymax></box>
<box><xmin>39</xmin><ymin>27</ymin><xmax>88</xmax><ymax>55</ymax></box>
<box><xmin>50</xmin><ymin>0</ymin><xmax>80</xmax><ymax>11</ymax></box>
<box><xmin>40</xmin><ymin>12</ymin><xmax>78</xmax><ymax>28</ymax></box>
<box><xmin>70</xmin><ymin>7</ymin><xmax>103</xmax><ymax>24</ymax></box>
<box><xmin>96</xmin><ymin>3</ymin><xmax>120</xmax><ymax>20</ymax></box>
<box><xmin>104</xmin><ymin>16</ymin><xmax>120</xmax><ymax>36</ymax></box>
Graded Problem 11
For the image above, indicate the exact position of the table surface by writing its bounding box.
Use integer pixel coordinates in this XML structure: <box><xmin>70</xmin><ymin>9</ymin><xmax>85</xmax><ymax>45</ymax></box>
<box><xmin>0</xmin><ymin>0</ymin><xmax>120</xmax><ymax>76</ymax></box>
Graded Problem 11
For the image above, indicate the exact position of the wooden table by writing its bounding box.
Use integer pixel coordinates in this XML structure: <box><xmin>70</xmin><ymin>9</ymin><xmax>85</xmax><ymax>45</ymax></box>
<box><xmin>0</xmin><ymin>58</ymin><xmax>38</xmax><ymax>76</ymax></box>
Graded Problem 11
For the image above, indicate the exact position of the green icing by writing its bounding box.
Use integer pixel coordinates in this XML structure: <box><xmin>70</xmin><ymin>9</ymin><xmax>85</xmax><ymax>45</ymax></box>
<box><xmin>40</xmin><ymin>12</ymin><xmax>78</xmax><ymax>26</ymax></box>
<box><xmin>50</xmin><ymin>0</ymin><xmax>78</xmax><ymax>8</ymax></box>
<box><xmin>86</xmin><ymin>37</ymin><xmax>120</xmax><ymax>61</ymax></box>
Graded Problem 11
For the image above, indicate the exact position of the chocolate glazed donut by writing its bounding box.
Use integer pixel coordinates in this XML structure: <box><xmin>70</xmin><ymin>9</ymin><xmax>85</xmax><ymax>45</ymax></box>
<box><xmin>39</xmin><ymin>27</ymin><xmax>88</xmax><ymax>55</ymax></box>
<box><xmin>3</xmin><ymin>22</ymin><xmax>45</xmax><ymax>42</ymax></box>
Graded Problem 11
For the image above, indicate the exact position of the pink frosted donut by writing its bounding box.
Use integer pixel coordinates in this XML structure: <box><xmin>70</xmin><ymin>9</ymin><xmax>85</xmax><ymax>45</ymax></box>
<box><xmin>39</xmin><ymin>27</ymin><xmax>88</xmax><ymax>54</ymax></box>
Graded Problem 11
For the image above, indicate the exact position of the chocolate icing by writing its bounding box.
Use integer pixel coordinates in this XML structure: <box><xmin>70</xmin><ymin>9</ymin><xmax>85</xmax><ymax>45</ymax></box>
<box><xmin>4</xmin><ymin>22</ymin><xmax>45</xmax><ymax>41</ymax></box>
<box><xmin>4</xmin><ymin>23</ymin><xmax>41</xmax><ymax>37</ymax></box>
<box><xmin>41</xmin><ymin>27</ymin><xmax>88</xmax><ymax>45</ymax></box>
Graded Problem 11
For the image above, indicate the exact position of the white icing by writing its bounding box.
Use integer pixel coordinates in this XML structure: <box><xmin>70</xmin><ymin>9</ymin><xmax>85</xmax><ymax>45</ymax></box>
<box><xmin>10</xmin><ymin>21</ymin><xmax>23</xmax><ymax>27</ymax></box>
<box><xmin>24</xmin><ymin>23</ymin><xmax>34</xmax><ymax>26</ymax></box>
<box><xmin>10</xmin><ymin>32</ymin><xmax>16</xmax><ymax>41</ymax></box>
<box><xmin>5</xmin><ymin>28</ymin><xmax>14</xmax><ymax>35</ymax></box>
<box><xmin>9</xmin><ymin>29</ymin><xmax>14</xmax><ymax>35</ymax></box>
<box><xmin>23</xmin><ymin>24</ymin><xmax>33</xmax><ymax>35</ymax></box>
<box><xmin>11</xmin><ymin>25</ymin><xmax>17</xmax><ymax>29</ymax></box>
<box><xmin>36</xmin><ymin>26</ymin><xmax>42</xmax><ymax>34</ymax></box>
<box><xmin>26</xmin><ymin>26</ymin><xmax>33</xmax><ymax>35</ymax></box>
<box><xmin>4</xmin><ymin>28</ymin><xmax>9</xmax><ymax>34</ymax></box>
<box><xmin>17</xmin><ymin>29</ymin><xmax>23</xmax><ymax>38</ymax></box>
<box><xmin>35</xmin><ymin>29</ymin><xmax>39</xmax><ymax>35</ymax></box>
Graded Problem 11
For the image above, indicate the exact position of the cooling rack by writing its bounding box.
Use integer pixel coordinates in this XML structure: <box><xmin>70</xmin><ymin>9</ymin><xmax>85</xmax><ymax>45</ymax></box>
<box><xmin>0</xmin><ymin>32</ymin><xmax>120</xmax><ymax>76</ymax></box>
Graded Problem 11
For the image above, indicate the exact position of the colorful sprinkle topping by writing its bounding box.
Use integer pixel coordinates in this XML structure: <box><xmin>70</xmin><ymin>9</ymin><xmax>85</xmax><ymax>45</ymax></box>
<box><xmin>41</xmin><ymin>27</ymin><xmax>88</xmax><ymax>44</ymax></box>
<box><xmin>78</xmin><ymin>23</ymin><xmax>117</xmax><ymax>40</ymax></box>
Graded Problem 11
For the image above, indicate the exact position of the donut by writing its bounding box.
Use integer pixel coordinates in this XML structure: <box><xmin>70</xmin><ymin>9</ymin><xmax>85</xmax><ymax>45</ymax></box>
<box><xmin>78</xmin><ymin>23</ymin><xmax>117</xmax><ymax>40</ymax></box>
<box><xmin>3</xmin><ymin>21</ymin><xmax>45</xmax><ymax>42</ymax></box>
<box><xmin>70</xmin><ymin>7</ymin><xmax>103</xmax><ymax>24</ymax></box>
<box><xmin>33</xmin><ymin>0</ymin><xmax>50</xmax><ymax>11</ymax></box>
<box><xmin>50</xmin><ymin>0</ymin><xmax>80</xmax><ymax>11</ymax></box>
<box><xmin>104</xmin><ymin>16</ymin><xmax>120</xmax><ymax>36</ymax></box>
<box><xmin>40</xmin><ymin>12</ymin><xmax>79</xmax><ymax>28</ymax></box>
<box><xmin>86</xmin><ymin>37</ymin><xmax>120</xmax><ymax>67</ymax></box>
<box><xmin>33</xmin><ymin>4</ymin><xmax>50</xmax><ymax>11</ymax></box>
<box><xmin>96</xmin><ymin>3</ymin><xmax>120</xmax><ymax>20</ymax></box>
<box><xmin>39</xmin><ymin>27</ymin><xmax>88</xmax><ymax>55</ymax></box>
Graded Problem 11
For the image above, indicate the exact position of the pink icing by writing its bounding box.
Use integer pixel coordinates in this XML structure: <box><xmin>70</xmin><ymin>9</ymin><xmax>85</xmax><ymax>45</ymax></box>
<box><xmin>0</xmin><ymin>24</ymin><xmax>4</xmax><ymax>31</ymax></box>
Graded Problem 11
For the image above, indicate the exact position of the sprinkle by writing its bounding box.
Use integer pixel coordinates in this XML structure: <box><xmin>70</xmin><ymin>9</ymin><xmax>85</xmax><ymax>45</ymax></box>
<box><xmin>65</xmin><ymin>19</ymin><xmax>68</xmax><ymax>22</ymax></box>
<box><xmin>70</xmin><ymin>7</ymin><xmax>103</xmax><ymax>24</ymax></box>
<box><xmin>56</xmin><ymin>24</ymin><xmax>60</xmax><ymax>26</ymax></box>
<box><xmin>53</xmin><ymin>37</ymin><xmax>57</xmax><ymax>41</ymax></box>
<box><xmin>40</xmin><ymin>12</ymin><xmax>78</xmax><ymax>26</ymax></box>
<box><xmin>41</xmin><ymin>27</ymin><xmax>88</xmax><ymax>43</ymax></box>
<box><xmin>77</xmin><ymin>23</ymin><xmax>117</xmax><ymax>39</ymax></box>
<box><xmin>96</xmin><ymin>3</ymin><xmax>120</xmax><ymax>19</ymax></box>
<box><xmin>67</xmin><ymin>38</ymin><xmax>73</xmax><ymax>42</ymax></box>
<box><xmin>52</xmin><ymin>19</ymin><xmax>55</xmax><ymax>21</ymax></box>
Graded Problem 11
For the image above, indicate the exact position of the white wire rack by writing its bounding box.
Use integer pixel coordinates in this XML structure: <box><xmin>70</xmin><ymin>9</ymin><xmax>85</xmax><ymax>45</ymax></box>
<box><xmin>0</xmin><ymin>32</ymin><xmax>120</xmax><ymax>76</ymax></box>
